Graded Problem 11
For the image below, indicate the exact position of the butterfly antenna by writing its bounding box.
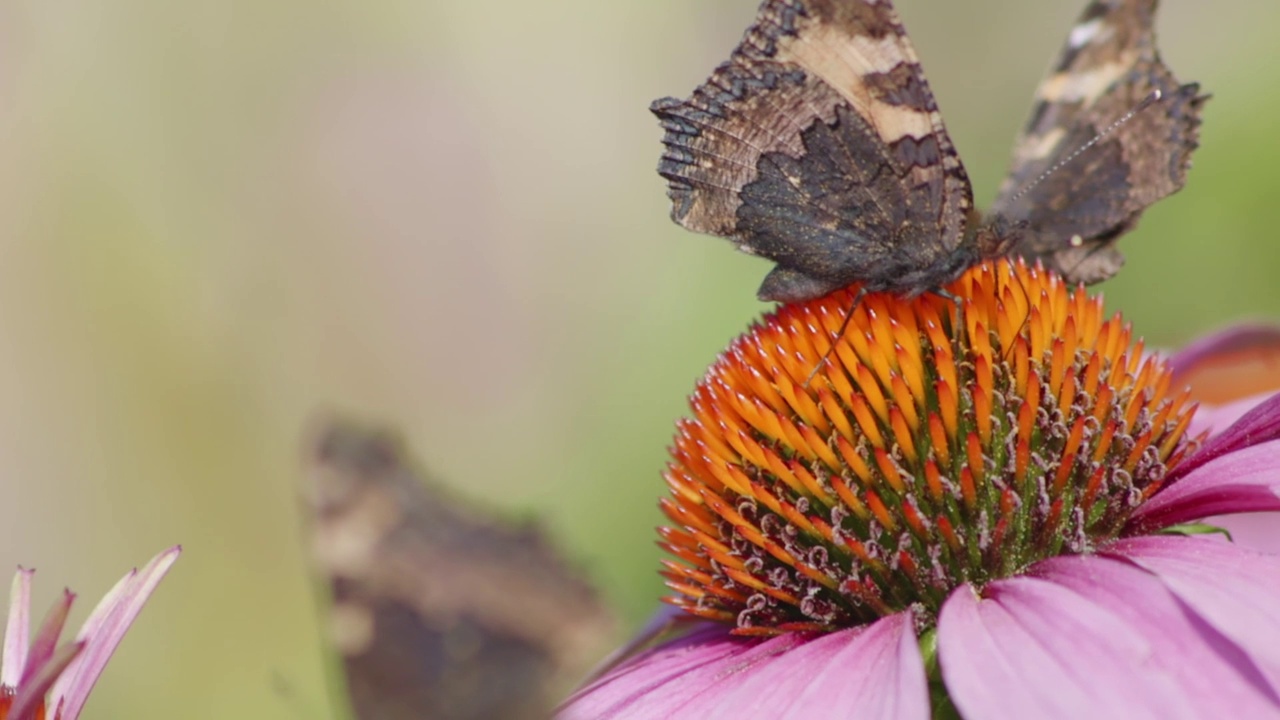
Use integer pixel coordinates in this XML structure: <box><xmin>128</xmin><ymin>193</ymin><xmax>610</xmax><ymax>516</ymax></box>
<box><xmin>1008</xmin><ymin>89</ymin><xmax>1165</xmax><ymax>204</ymax></box>
<box><xmin>804</xmin><ymin>288</ymin><xmax>868</xmax><ymax>388</ymax></box>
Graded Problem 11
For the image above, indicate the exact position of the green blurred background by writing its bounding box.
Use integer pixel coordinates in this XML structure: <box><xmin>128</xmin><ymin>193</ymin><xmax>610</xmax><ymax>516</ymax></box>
<box><xmin>1</xmin><ymin>0</ymin><xmax>1277</xmax><ymax>716</ymax></box>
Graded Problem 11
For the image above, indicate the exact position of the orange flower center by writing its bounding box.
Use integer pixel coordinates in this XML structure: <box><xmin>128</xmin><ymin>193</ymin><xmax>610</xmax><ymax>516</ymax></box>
<box><xmin>657</xmin><ymin>259</ymin><xmax>1196</xmax><ymax>635</ymax></box>
<box><xmin>0</xmin><ymin>688</ymin><xmax>49</xmax><ymax>720</ymax></box>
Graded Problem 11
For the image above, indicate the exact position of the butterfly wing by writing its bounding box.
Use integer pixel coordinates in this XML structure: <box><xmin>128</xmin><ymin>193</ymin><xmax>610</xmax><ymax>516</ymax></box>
<box><xmin>652</xmin><ymin>0</ymin><xmax>976</xmax><ymax>301</ymax></box>
<box><xmin>303</xmin><ymin>420</ymin><xmax>613</xmax><ymax>720</ymax></box>
<box><xmin>989</xmin><ymin>0</ymin><xmax>1206</xmax><ymax>284</ymax></box>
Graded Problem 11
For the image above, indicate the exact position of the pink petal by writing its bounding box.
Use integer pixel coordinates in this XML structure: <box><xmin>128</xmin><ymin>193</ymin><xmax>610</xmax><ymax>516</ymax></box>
<box><xmin>703</xmin><ymin>613</ymin><xmax>927</xmax><ymax>720</ymax></box>
<box><xmin>1168</xmin><ymin>392</ymin><xmax>1280</xmax><ymax>484</ymax></box>
<box><xmin>939</xmin><ymin>579</ymin><xmax>1201</xmax><ymax>720</ymax></box>
<box><xmin>1107</xmin><ymin>536</ymin><xmax>1280</xmax><ymax>690</ymax></box>
<box><xmin>1033</xmin><ymin>553</ymin><xmax>1280</xmax><ymax>714</ymax></box>
<box><xmin>8</xmin><ymin>642</ymin><xmax>82</xmax><ymax>720</ymax></box>
<box><xmin>559</xmin><ymin>623</ymin><xmax>754</xmax><ymax>719</ymax></box>
<box><xmin>2</xmin><ymin>568</ymin><xmax>34</xmax><ymax>688</ymax></box>
<box><xmin>1188</xmin><ymin>391</ymin><xmax>1277</xmax><ymax>439</ymax></box>
<box><xmin>49</xmin><ymin>546</ymin><xmax>180</xmax><ymax>720</ymax></box>
<box><xmin>1129</xmin><ymin>440</ymin><xmax>1280</xmax><ymax>530</ymax></box>
<box><xmin>1168</xmin><ymin>324</ymin><xmax>1280</xmax><ymax>379</ymax></box>
<box><xmin>560</xmin><ymin>613</ymin><xmax>927</xmax><ymax>720</ymax></box>
<box><xmin>21</xmin><ymin>589</ymin><xmax>75</xmax><ymax>689</ymax></box>
<box><xmin>1206</xmin><ymin>513</ymin><xmax>1280</xmax><ymax>555</ymax></box>
<box><xmin>1168</xmin><ymin>325</ymin><xmax>1280</xmax><ymax>413</ymax></box>
<box><xmin>579</xmin><ymin>606</ymin><xmax>697</xmax><ymax>686</ymax></box>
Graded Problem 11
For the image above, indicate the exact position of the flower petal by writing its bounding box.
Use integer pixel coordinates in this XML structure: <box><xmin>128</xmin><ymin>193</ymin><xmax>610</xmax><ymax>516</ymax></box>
<box><xmin>939</xmin><ymin>578</ymin><xmax>1202</xmax><ymax>720</ymax></box>
<box><xmin>559</xmin><ymin>622</ymin><xmax>755</xmax><ymax>719</ymax></box>
<box><xmin>707</xmin><ymin>613</ymin><xmax>927</xmax><ymax>720</ymax></box>
<box><xmin>1187</xmin><ymin>391</ymin><xmax>1277</xmax><ymax>439</ymax></box>
<box><xmin>1107</xmin><ymin>536</ymin><xmax>1280</xmax><ymax>690</ymax></box>
<box><xmin>1207</xmin><ymin>513</ymin><xmax>1280</xmax><ymax>554</ymax></box>
<box><xmin>21</xmin><ymin>589</ymin><xmax>75</xmax><ymax>689</ymax></box>
<box><xmin>560</xmin><ymin>613</ymin><xmax>927</xmax><ymax>720</ymax></box>
<box><xmin>579</xmin><ymin>606</ymin><xmax>696</xmax><ymax>687</ymax></box>
<box><xmin>8</xmin><ymin>641</ymin><xmax>82</xmax><ymax>720</ymax></box>
<box><xmin>1033</xmin><ymin>553</ymin><xmax>1280</xmax><ymax>714</ymax></box>
<box><xmin>2</xmin><ymin>567</ymin><xmax>34</xmax><ymax>688</ymax></box>
<box><xmin>1130</xmin><ymin>440</ymin><xmax>1280</xmax><ymax>530</ymax></box>
<box><xmin>49</xmin><ymin>546</ymin><xmax>180</xmax><ymax>720</ymax></box>
<box><xmin>1169</xmin><ymin>324</ymin><xmax>1280</xmax><ymax>405</ymax></box>
<box><xmin>1168</xmin><ymin>392</ymin><xmax>1280</xmax><ymax>483</ymax></box>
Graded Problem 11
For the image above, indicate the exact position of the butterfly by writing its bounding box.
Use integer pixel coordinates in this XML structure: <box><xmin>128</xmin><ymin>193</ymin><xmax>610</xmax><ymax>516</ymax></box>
<box><xmin>302</xmin><ymin>419</ymin><xmax>613</xmax><ymax>720</ymax></box>
<box><xmin>651</xmin><ymin>0</ymin><xmax>1206</xmax><ymax>303</ymax></box>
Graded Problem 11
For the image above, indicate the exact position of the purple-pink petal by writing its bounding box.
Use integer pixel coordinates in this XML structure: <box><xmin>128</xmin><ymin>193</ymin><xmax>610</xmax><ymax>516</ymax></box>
<box><xmin>705</xmin><ymin>613</ymin><xmax>927</xmax><ymax>720</ymax></box>
<box><xmin>1106</xmin><ymin>536</ymin><xmax>1280</xmax><ymax>691</ymax></box>
<box><xmin>21</xmin><ymin>589</ymin><xmax>75</xmax><ymax>690</ymax></box>
<box><xmin>2</xmin><ymin>568</ymin><xmax>34</xmax><ymax>688</ymax></box>
<box><xmin>9</xmin><ymin>642</ymin><xmax>82</xmax><ymax>720</ymax></box>
<box><xmin>49</xmin><ymin>546</ymin><xmax>180</xmax><ymax>720</ymax></box>
<box><xmin>939</xmin><ymin>578</ymin><xmax>1201</xmax><ymax>719</ymax></box>
<box><xmin>1167</xmin><ymin>325</ymin><xmax>1280</xmax><ymax>378</ymax></box>
<box><xmin>1168</xmin><ymin>392</ymin><xmax>1280</xmax><ymax>483</ymax></box>
<box><xmin>1033</xmin><ymin>553</ymin><xmax>1280</xmax><ymax>714</ymax></box>
<box><xmin>1129</xmin><ymin>440</ymin><xmax>1280</xmax><ymax>530</ymax></box>
<box><xmin>559</xmin><ymin>623</ymin><xmax>758</xmax><ymax>719</ymax></box>
<box><xmin>560</xmin><ymin>613</ymin><xmax>927</xmax><ymax>719</ymax></box>
<box><xmin>1207</xmin><ymin>513</ymin><xmax>1280</xmax><ymax>554</ymax></box>
<box><xmin>1187</xmin><ymin>391</ymin><xmax>1277</xmax><ymax>439</ymax></box>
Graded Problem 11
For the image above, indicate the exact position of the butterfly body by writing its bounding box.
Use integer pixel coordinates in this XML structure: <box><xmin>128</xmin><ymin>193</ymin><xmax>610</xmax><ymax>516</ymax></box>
<box><xmin>652</xmin><ymin>0</ymin><xmax>1205</xmax><ymax>301</ymax></box>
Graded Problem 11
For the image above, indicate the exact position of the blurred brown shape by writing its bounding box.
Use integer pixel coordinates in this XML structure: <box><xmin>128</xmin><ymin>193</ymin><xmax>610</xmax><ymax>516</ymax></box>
<box><xmin>302</xmin><ymin>417</ymin><xmax>613</xmax><ymax>720</ymax></box>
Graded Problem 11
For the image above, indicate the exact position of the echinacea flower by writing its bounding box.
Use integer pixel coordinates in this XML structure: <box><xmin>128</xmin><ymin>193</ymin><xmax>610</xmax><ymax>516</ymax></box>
<box><xmin>0</xmin><ymin>547</ymin><xmax>180</xmax><ymax>720</ymax></box>
<box><xmin>561</xmin><ymin>259</ymin><xmax>1280</xmax><ymax>719</ymax></box>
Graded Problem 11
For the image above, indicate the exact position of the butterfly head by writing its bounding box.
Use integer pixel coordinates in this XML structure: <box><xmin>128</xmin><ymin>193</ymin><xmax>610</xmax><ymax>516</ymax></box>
<box><xmin>971</xmin><ymin>213</ymin><xmax>1025</xmax><ymax>261</ymax></box>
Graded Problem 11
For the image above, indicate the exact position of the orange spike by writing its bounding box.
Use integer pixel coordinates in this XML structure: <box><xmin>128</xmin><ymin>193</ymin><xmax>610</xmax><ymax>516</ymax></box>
<box><xmin>1056</xmin><ymin>370</ymin><xmax>1079</xmax><ymax>417</ymax></box>
<box><xmin>973</xmin><ymin>367</ymin><xmax>993</xmax><ymax>446</ymax></box>
<box><xmin>936</xmin><ymin>516</ymin><xmax>962</xmax><ymax>554</ymax></box>
<box><xmin>873</xmin><ymin>446</ymin><xmax>906</xmax><ymax>494</ymax></box>
<box><xmin>958</xmin><ymin>466</ymin><xmax>977</xmax><ymax>510</ymax></box>
<box><xmin>890</xmin><ymin>371</ymin><xmax>922</xmax><ymax>430</ymax></box>
<box><xmin>855</xmin><ymin>360</ymin><xmax>891</xmax><ymax>424</ymax></box>
<box><xmin>924</xmin><ymin>459</ymin><xmax>945</xmax><ymax>502</ymax></box>
<box><xmin>936</xmin><ymin>379</ymin><xmax>959</xmax><ymax>439</ymax></box>
<box><xmin>1049</xmin><ymin>338</ymin><xmax>1068</xmax><ymax>392</ymax></box>
<box><xmin>928</xmin><ymin>413</ymin><xmax>951</xmax><ymax>466</ymax></box>
<box><xmin>818</xmin><ymin>387</ymin><xmax>856</xmax><ymax>444</ymax></box>
<box><xmin>789</xmin><ymin>461</ymin><xmax>837</xmax><ymax>507</ymax></box>
<box><xmin>830</xmin><ymin>474</ymin><xmax>870</xmax><ymax>520</ymax></box>
<box><xmin>847</xmin><ymin>390</ymin><xmax>886</xmax><ymax>449</ymax></box>
<box><xmin>889</xmin><ymin>407</ymin><xmax>919</xmax><ymax>465</ymax></box>
<box><xmin>965</xmin><ymin>432</ymin><xmax>985</xmax><ymax>484</ymax></box>
<box><xmin>902</xmin><ymin>500</ymin><xmax>929</xmax><ymax>537</ymax></box>
<box><xmin>779</xmin><ymin>380</ymin><xmax>830</xmax><ymax>435</ymax></box>
<box><xmin>1052</xmin><ymin>452</ymin><xmax>1077</xmax><ymax>494</ymax></box>
<box><xmin>865</xmin><ymin>491</ymin><xmax>898</xmax><ymax>532</ymax></box>
<box><xmin>836</xmin><ymin>435</ymin><xmax>876</xmax><ymax>489</ymax></box>
<box><xmin>798</xmin><ymin>423</ymin><xmax>841</xmax><ymax>473</ymax></box>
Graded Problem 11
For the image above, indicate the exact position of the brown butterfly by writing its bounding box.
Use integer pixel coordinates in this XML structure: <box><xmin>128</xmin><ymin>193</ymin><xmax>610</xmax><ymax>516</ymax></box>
<box><xmin>301</xmin><ymin>419</ymin><xmax>613</xmax><ymax>720</ymax></box>
<box><xmin>652</xmin><ymin>0</ymin><xmax>1206</xmax><ymax>302</ymax></box>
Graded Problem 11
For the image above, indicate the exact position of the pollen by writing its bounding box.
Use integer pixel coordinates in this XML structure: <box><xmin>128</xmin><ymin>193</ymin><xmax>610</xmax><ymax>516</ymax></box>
<box><xmin>656</xmin><ymin>259</ymin><xmax>1196</xmax><ymax>634</ymax></box>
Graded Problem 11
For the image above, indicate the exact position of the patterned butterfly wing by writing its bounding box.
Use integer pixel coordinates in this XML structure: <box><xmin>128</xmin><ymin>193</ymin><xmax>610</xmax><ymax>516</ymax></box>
<box><xmin>651</xmin><ymin>0</ymin><xmax>978</xmax><ymax>302</ymax></box>
<box><xmin>989</xmin><ymin>0</ymin><xmax>1206</xmax><ymax>284</ymax></box>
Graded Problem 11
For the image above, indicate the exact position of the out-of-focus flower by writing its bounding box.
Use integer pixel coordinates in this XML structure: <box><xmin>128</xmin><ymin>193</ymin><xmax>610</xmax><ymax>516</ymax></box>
<box><xmin>0</xmin><ymin>547</ymin><xmax>180</xmax><ymax>720</ymax></box>
<box><xmin>561</xmin><ymin>260</ymin><xmax>1280</xmax><ymax>719</ymax></box>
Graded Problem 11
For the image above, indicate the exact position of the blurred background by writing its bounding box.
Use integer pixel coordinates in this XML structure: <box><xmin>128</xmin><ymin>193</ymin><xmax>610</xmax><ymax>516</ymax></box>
<box><xmin>0</xmin><ymin>0</ymin><xmax>1277</xmax><ymax>716</ymax></box>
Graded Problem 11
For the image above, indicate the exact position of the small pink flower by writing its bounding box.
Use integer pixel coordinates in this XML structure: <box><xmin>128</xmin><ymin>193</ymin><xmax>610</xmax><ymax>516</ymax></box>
<box><xmin>562</xmin><ymin>262</ymin><xmax>1280</xmax><ymax>718</ymax></box>
<box><xmin>0</xmin><ymin>547</ymin><xmax>180</xmax><ymax>720</ymax></box>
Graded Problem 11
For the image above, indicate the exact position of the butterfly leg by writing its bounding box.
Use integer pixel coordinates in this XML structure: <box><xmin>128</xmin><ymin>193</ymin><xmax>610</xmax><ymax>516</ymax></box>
<box><xmin>804</xmin><ymin>287</ymin><xmax>869</xmax><ymax>389</ymax></box>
